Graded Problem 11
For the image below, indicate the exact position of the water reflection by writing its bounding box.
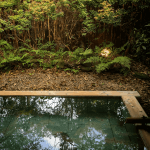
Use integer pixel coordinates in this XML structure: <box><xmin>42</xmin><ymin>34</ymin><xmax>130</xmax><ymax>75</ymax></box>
<box><xmin>0</xmin><ymin>96</ymin><xmax>146</xmax><ymax>150</ymax></box>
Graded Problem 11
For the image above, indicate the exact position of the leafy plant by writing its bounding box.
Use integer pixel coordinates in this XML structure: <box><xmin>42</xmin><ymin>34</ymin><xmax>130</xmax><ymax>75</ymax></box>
<box><xmin>95</xmin><ymin>56</ymin><xmax>132</xmax><ymax>75</ymax></box>
<box><xmin>1</xmin><ymin>0</ymin><xmax>149</xmax><ymax>75</ymax></box>
<box><xmin>29</xmin><ymin>73</ymin><xmax>34</xmax><ymax>75</ymax></box>
<box><xmin>64</xmin><ymin>68</ymin><xmax>79</xmax><ymax>74</ymax></box>
<box><xmin>131</xmin><ymin>25</ymin><xmax>150</xmax><ymax>65</ymax></box>
<box><xmin>0</xmin><ymin>39</ymin><xmax>14</xmax><ymax>51</ymax></box>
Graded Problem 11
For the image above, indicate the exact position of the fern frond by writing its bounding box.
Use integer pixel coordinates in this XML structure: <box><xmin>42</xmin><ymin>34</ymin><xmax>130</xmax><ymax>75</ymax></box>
<box><xmin>95</xmin><ymin>62</ymin><xmax>111</xmax><ymax>73</ymax></box>
<box><xmin>21</xmin><ymin>53</ymin><xmax>29</xmax><ymax>59</ymax></box>
<box><xmin>95</xmin><ymin>56</ymin><xmax>132</xmax><ymax>74</ymax></box>
<box><xmin>83</xmin><ymin>56</ymin><xmax>100</xmax><ymax>64</ymax></box>
<box><xmin>79</xmin><ymin>49</ymin><xmax>93</xmax><ymax>56</ymax></box>
<box><xmin>0</xmin><ymin>39</ymin><xmax>14</xmax><ymax>50</ymax></box>
<box><xmin>111</xmin><ymin>56</ymin><xmax>132</xmax><ymax>69</ymax></box>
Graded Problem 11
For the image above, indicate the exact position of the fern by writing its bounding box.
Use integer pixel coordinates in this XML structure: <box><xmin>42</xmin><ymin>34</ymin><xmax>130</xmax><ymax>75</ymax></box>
<box><xmin>83</xmin><ymin>56</ymin><xmax>108</xmax><ymax>64</ymax></box>
<box><xmin>1</xmin><ymin>52</ymin><xmax>22</xmax><ymax>64</ymax></box>
<box><xmin>37</xmin><ymin>59</ymin><xmax>44</xmax><ymax>63</ymax></box>
<box><xmin>110</xmin><ymin>56</ymin><xmax>132</xmax><ymax>69</ymax></box>
<box><xmin>0</xmin><ymin>39</ymin><xmax>14</xmax><ymax>50</ymax></box>
<box><xmin>120</xmin><ymin>67</ymin><xmax>130</xmax><ymax>76</ymax></box>
<box><xmin>19</xmin><ymin>47</ymin><xmax>31</xmax><ymax>53</ymax></box>
<box><xmin>21</xmin><ymin>42</ymin><xmax>32</xmax><ymax>50</ymax></box>
<box><xmin>95</xmin><ymin>56</ymin><xmax>132</xmax><ymax>74</ymax></box>
<box><xmin>25</xmin><ymin>59</ymin><xmax>32</xmax><ymax>64</ymax></box>
<box><xmin>38</xmin><ymin>41</ymin><xmax>56</xmax><ymax>51</ymax></box>
<box><xmin>83</xmin><ymin>56</ymin><xmax>100</xmax><ymax>64</ymax></box>
<box><xmin>52</xmin><ymin>59</ymin><xmax>60</xmax><ymax>65</ymax></box>
<box><xmin>79</xmin><ymin>49</ymin><xmax>93</xmax><ymax>56</ymax></box>
<box><xmin>96</xmin><ymin>62</ymin><xmax>111</xmax><ymax>72</ymax></box>
<box><xmin>72</xmin><ymin>47</ymin><xmax>84</xmax><ymax>56</ymax></box>
<box><xmin>21</xmin><ymin>53</ymin><xmax>29</xmax><ymax>59</ymax></box>
<box><xmin>42</xmin><ymin>62</ymin><xmax>53</xmax><ymax>69</ymax></box>
<box><xmin>31</xmin><ymin>49</ymin><xmax>41</xmax><ymax>55</ymax></box>
<box><xmin>3</xmin><ymin>50</ymin><xmax>8</xmax><ymax>59</ymax></box>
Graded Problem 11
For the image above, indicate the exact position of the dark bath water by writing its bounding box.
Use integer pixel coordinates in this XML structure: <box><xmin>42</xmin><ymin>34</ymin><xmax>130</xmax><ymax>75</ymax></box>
<box><xmin>0</xmin><ymin>96</ymin><xmax>147</xmax><ymax>150</ymax></box>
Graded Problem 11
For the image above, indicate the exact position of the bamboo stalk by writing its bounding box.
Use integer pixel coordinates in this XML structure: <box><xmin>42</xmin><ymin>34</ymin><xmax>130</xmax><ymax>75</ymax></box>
<box><xmin>28</xmin><ymin>29</ymin><xmax>31</xmax><ymax>48</ymax></box>
<box><xmin>24</xmin><ymin>30</ymin><xmax>28</xmax><ymax>48</ymax></box>
<box><xmin>34</xmin><ymin>19</ymin><xmax>37</xmax><ymax>49</ymax></box>
<box><xmin>23</xmin><ymin>30</ymin><xmax>25</xmax><ymax>43</ymax></box>
<box><xmin>41</xmin><ymin>21</ymin><xmax>43</xmax><ymax>43</ymax></box>
<box><xmin>14</xmin><ymin>30</ymin><xmax>18</xmax><ymax>49</ymax></box>
<box><xmin>32</xmin><ymin>20</ymin><xmax>36</xmax><ymax>49</ymax></box>
<box><xmin>12</xmin><ymin>14</ymin><xmax>18</xmax><ymax>49</ymax></box>
<box><xmin>43</xmin><ymin>20</ymin><xmax>45</xmax><ymax>40</ymax></box>
<box><xmin>48</xmin><ymin>16</ymin><xmax>50</xmax><ymax>42</ymax></box>
<box><xmin>54</xmin><ymin>20</ymin><xmax>56</xmax><ymax>41</ymax></box>
<box><xmin>120</xmin><ymin>24</ymin><xmax>121</xmax><ymax>40</ymax></box>
<box><xmin>114</xmin><ymin>26</ymin><xmax>116</xmax><ymax>45</ymax></box>
<box><xmin>9</xmin><ymin>11</ymin><xmax>14</xmax><ymax>48</ymax></box>
<box><xmin>0</xmin><ymin>8</ymin><xmax>1</xmax><ymax>18</ymax></box>
<box><xmin>21</xmin><ymin>30</ymin><xmax>23</xmax><ymax>44</ymax></box>
<box><xmin>111</xmin><ymin>24</ymin><xmax>113</xmax><ymax>41</ymax></box>
<box><xmin>60</xmin><ymin>17</ymin><xmax>64</xmax><ymax>42</ymax></box>
<box><xmin>7</xmin><ymin>29</ymin><xmax>11</xmax><ymax>45</ymax></box>
<box><xmin>105</xmin><ymin>24</ymin><xmax>107</xmax><ymax>43</ymax></box>
<box><xmin>140</xmin><ymin>1</ymin><xmax>143</xmax><ymax>21</ymax></box>
<box><xmin>14</xmin><ymin>32</ymin><xmax>26</xmax><ymax>51</ymax></box>
<box><xmin>62</xmin><ymin>41</ymin><xmax>71</xmax><ymax>51</ymax></box>
<box><xmin>37</xmin><ymin>21</ymin><xmax>40</xmax><ymax>41</ymax></box>
<box><xmin>1</xmin><ymin>9</ymin><xmax>11</xmax><ymax>42</ymax></box>
<box><xmin>42</xmin><ymin>20</ymin><xmax>44</xmax><ymax>41</ymax></box>
<box><xmin>104</xmin><ymin>23</ymin><xmax>105</xmax><ymax>40</ymax></box>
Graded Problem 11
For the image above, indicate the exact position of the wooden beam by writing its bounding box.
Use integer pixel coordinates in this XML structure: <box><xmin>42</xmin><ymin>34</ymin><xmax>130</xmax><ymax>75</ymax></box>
<box><xmin>122</xmin><ymin>96</ymin><xmax>150</xmax><ymax>150</ymax></box>
<box><xmin>126</xmin><ymin>117</ymin><xmax>150</xmax><ymax>124</ymax></box>
<box><xmin>0</xmin><ymin>91</ymin><xmax>140</xmax><ymax>97</ymax></box>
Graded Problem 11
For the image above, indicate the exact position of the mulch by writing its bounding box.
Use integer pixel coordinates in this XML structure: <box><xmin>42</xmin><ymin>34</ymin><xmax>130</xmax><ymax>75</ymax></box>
<box><xmin>0</xmin><ymin>59</ymin><xmax>150</xmax><ymax>116</ymax></box>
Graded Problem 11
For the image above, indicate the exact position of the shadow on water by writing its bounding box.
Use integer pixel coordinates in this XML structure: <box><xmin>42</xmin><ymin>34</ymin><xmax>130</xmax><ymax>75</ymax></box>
<box><xmin>0</xmin><ymin>96</ymin><xmax>147</xmax><ymax>150</ymax></box>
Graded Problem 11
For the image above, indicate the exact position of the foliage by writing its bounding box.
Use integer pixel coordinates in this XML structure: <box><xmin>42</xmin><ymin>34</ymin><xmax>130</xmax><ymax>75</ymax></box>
<box><xmin>0</xmin><ymin>39</ymin><xmax>14</xmax><ymax>51</ymax></box>
<box><xmin>95</xmin><ymin>56</ymin><xmax>132</xmax><ymax>74</ymax></box>
<box><xmin>0</xmin><ymin>0</ymin><xmax>149</xmax><ymax>74</ymax></box>
<box><xmin>131</xmin><ymin>24</ymin><xmax>150</xmax><ymax>65</ymax></box>
<box><xmin>133</xmin><ymin>72</ymin><xmax>150</xmax><ymax>80</ymax></box>
<box><xmin>64</xmin><ymin>68</ymin><xmax>79</xmax><ymax>74</ymax></box>
<box><xmin>0</xmin><ymin>38</ymin><xmax>132</xmax><ymax>76</ymax></box>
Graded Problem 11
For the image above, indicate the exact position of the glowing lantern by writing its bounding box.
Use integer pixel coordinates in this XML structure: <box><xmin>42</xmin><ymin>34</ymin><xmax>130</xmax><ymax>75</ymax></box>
<box><xmin>100</xmin><ymin>48</ymin><xmax>111</xmax><ymax>57</ymax></box>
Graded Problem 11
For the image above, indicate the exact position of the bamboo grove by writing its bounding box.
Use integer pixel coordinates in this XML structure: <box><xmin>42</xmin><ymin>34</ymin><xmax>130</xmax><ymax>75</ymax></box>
<box><xmin>0</xmin><ymin>0</ymin><xmax>149</xmax><ymax>51</ymax></box>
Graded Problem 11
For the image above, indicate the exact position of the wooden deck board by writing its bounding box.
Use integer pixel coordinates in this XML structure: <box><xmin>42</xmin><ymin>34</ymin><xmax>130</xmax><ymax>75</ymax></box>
<box><xmin>122</xmin><ymin>96</ymin><xmax>150</xmax><ymax>150</ymax></box>
<box><xmin>0</xmin><ymin>91</ymin><xmax>140</xmax><ymax>97</ymax></box>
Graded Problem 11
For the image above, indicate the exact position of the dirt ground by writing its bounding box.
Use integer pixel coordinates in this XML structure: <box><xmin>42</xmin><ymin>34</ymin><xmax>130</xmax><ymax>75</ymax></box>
<box><xmin>0</xmin><ymin>59</ymin><xmax>150</xmax><ymax>116</ymax></box>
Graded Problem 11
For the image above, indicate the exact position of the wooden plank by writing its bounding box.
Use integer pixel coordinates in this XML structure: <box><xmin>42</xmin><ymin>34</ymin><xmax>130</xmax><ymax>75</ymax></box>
<box><xmin>122</xmin><ymin>96</ymin><xmax>150</xmax><ymax>150</ymax></box>
<box><xmin>125</xmin><ymin>117</ymin><xmax>150</xmax><ymax>123</ymax></box>
<box><xmin>121</xmin><ymin>96</ymin><xmax>147</xmax><ymax>118</ymax></box>
<box><xmin>0</xmin><ymin>91</ymin><xmax>140</xmax><ymax>97</ymax></box>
